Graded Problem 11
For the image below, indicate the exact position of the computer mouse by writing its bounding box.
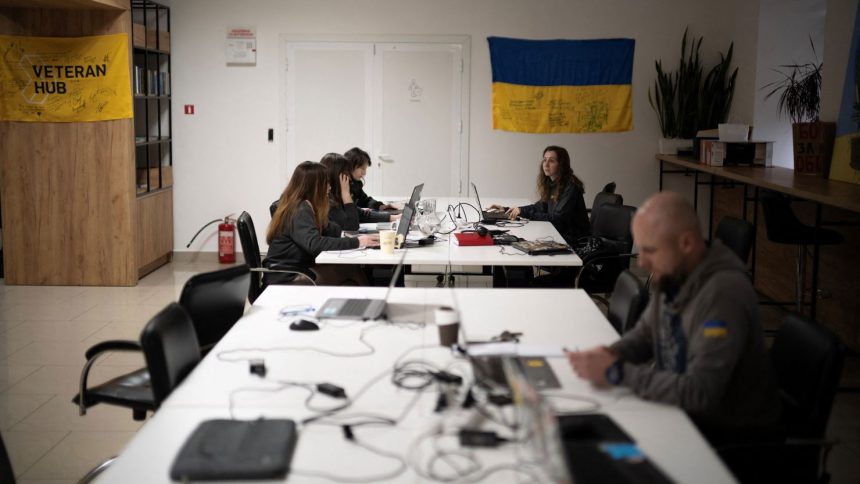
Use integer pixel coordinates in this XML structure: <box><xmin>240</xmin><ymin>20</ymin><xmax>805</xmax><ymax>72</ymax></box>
<box><xmin>289</xmin><ymin>318</ymin><xmax>320</xmax><ymax>331</ymax></box>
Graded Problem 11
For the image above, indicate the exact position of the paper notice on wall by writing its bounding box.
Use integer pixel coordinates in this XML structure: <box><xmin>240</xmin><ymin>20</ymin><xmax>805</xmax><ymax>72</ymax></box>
<box><xmin>226</xmin><ymin>27</ymin><xmax>256</xmax><ymax>65</ymax></box>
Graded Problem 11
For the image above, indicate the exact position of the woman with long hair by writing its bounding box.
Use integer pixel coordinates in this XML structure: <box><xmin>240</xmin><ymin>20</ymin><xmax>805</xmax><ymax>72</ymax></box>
<box><xmin>265</xmin><ymin>161</ymin><xmax>377</xmax><ymax>285</ymax></box>
<box><xmin>320</xmin><ymin>153</ymin><xmax>398</xmax><ymax>231</ymax></box>
<box><xmin>491</xmin><ymin>145</ymin><xmax>589</xmax><ymax>245</ymax></box>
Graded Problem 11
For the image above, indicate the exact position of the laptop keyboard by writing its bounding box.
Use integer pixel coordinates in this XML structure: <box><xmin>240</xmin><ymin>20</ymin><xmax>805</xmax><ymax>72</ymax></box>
<box><xmin>340</xmin><ymin>299</ymin><xmax>372</xmax><ymax>316</ymax></box>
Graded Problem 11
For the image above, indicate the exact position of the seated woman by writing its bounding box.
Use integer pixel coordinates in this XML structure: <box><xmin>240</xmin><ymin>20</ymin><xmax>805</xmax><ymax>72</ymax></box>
<box><xmin>265</xmin><ymin>161</ymin><xmax>377</xmax><ymax>285</ymax></box>
<box><xmin>343</xmin><ymin>147</ymin><xmax>396</xmax><ymax>220</ymax></box>
<box><xmin>491</xmin><ymin>145</ymin><xmax>590</xmax><ymax>245</ymax></box>
<box><xmin>320</xmin><ymin>153</ymin><xmax>401</xmax><ymax>231</ymax></box>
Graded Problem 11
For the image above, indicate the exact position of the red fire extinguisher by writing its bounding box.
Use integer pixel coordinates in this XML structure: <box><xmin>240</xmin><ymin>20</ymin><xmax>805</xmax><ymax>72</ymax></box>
<box><xmin>186</xmin><ymin>215</ymin><xmax>236</xmax><ymax>264</ymax></box>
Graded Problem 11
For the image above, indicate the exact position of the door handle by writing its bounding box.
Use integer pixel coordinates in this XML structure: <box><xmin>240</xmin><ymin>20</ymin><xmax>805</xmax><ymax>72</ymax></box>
<box><xmin>378</xmin><ymin>153</ymin><xmax>395</xmax><ymax>164</ymax></box>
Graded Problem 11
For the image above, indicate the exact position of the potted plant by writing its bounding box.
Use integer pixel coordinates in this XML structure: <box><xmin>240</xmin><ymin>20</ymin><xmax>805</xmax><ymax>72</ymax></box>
<box><xmin>650</xmin><ymin>29</ymin><xmax>736</xmax><ymax>155</ymax></box>
<box><xmin>763</xmin><ymin>39</ymin><xmax>836</xmax><ymax>175</ymax></box>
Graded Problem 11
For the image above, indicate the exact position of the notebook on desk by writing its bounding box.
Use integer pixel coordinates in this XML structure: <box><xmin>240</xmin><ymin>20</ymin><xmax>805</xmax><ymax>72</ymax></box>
<box><xmin>511</xmin><ymin>240</ymin><xmax>573</xmax><ymax>255</ymax></box>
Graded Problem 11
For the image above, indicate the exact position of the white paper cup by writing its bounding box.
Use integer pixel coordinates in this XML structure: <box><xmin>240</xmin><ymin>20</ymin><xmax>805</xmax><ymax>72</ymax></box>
<box><xmin>379</xmin><ymin>230</ymin><xmax>397</xmax><ymax>254</ymax></box>
<box><xmin>435</xmin><ymin>306</ymin><xmax>460</xmax><ymax>346</ymax></box>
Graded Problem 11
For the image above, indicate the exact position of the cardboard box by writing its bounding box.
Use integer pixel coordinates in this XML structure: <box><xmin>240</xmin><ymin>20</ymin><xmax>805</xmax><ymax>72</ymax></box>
<box><xmin>132</xmin><ymin>24</ymin><xmax>146</xmax><ymax>48</ymax></box>
<box><xmin>701</xmin><ymin>141</ymin><xmax>773</xmax><ymax>167</ymax></box>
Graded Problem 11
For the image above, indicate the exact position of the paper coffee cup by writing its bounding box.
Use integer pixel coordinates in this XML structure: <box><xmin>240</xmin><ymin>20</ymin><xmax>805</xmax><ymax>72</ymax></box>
<box><xmin>435</xmin><ymin>306</ymin><xmax>460</xmax><ymax>346</ymax></box>
<box><xmin>379</xmin><ymin>230</ymin><xmax>396</xmax><ymax>254</ymax></box>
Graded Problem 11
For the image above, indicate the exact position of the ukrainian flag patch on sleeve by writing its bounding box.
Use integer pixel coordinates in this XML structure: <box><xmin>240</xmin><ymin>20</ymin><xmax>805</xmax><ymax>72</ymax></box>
<box><xmin>703</xmin><ymin>320</ymin><xmax>728</xmax><ymax>338</ymax></box>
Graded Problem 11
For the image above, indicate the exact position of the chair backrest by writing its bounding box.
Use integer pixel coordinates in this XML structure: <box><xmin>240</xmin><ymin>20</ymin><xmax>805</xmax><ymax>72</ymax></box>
<box><xmin>607</xmin><ymin>270</ymin><xmax>648</xmax><ymax>335</ymax></box>
<box><xmin>602</xmin><ymin>181</ymin><xmax>617</xmax><ymax>194</ymax></box>
<box><xmin>590</xmin><ymin>191</ymin><xmax>623</xmax><ymax>230</ymax></box>
<box><xmin>179</xmin><ymin>265</ymin><xmax>250</xmax><ymax>350</ymax></box>
<box><xmin>140</xmin><ymin>303</ymin><xmax>201</xmax><ymax>408</ymax></box>
<box><xmin>759</xmin><ymin>190</ymin><xmax>805</xmax><ymax>243</ymax></box>
<box><xmin>269</xmin><ymin>199</ymin><xmax>279</xmax><ymax>218</ymax></box>
<box><xmin>591</xmin><ymin>204</ymin><xmax>636</xmax><ymax>253</ymax></box>
<box><xmin>0</xmin><ymin>430</ymin><xmax>14</xmax><ymax>484</ymax></box>
<box><xmin>771</xmin><ymin>313</ymin><xmax>844</xmax><ymax>439</ymax></box>
<box><xmin>236</xmin><ymin>211</ymin><xmax>264</xmax><ymax>303</ymax></box>
<box><xmin>714</xmin><ymin>216</ymin><xmax>754</xmax><ymax>264</ymax></box>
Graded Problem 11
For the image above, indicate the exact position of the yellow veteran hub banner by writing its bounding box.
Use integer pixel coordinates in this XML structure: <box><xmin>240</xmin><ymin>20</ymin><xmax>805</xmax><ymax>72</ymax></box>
<box><xmin>0</xmin><ymin>33</ymin><xmax>132</xmax><ymax>122</ymax></box>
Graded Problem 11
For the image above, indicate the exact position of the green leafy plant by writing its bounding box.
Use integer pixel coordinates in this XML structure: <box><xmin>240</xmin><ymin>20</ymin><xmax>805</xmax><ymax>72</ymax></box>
<box><xmin>649</xmin><ymin>29</ymin><xmax>736</xmax><ymax>139</ymax></box>
<box><xmin>699</xmin><ymin>43</ymin><xmax>738</xmax><ymax>132</ymax></box>
<box><xmin>763</xmin><ymin>38</ymin><xmax>823</xmax><ymax>124</ymax></box>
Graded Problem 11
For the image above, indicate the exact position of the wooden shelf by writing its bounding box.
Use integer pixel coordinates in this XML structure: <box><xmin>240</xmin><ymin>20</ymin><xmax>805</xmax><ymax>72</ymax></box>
<box><xmin>0</xmin><ymin>0</ymin><xmax>126</xmax><ymax>10</ymax></box>
<box><xmin>135</xmin><ymin>136</ymin><xmax>171</xmax><ymax>146</ymax></box>
<box><xmin>133</xmin><ymin>94</ymin><xmax>171</xmax><ymax>100</ymax></box>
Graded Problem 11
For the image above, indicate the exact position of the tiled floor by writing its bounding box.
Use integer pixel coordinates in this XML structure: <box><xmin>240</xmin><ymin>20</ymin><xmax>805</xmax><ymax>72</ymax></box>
<box><xmin>1</xmin><ymin>260</ymin><xmax>859</xmax><ymax>483</ymax></box>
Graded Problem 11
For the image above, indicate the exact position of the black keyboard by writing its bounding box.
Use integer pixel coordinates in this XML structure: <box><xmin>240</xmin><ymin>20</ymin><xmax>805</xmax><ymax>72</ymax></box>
<box><xmin>340</xmin><ymin>299</ymin><xmax>372</xmax><ymax>316</ymax></box>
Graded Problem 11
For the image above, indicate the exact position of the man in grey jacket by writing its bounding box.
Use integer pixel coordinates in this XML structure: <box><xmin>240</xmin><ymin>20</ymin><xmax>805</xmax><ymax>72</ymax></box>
<box><xmin>567</xmin><ymin>191</ymin><xmax>780</xmax><ymax>440</ymax></box>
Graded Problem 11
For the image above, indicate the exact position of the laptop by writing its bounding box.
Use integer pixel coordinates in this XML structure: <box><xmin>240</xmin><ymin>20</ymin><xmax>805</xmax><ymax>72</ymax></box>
<box><xmin>471</xmin><ymin>182</ymin><xmax>509</xmax><ymax>222</ymax></box>
<box><xmin>315</xmin><ymin>246</ymin><xmax>408</xmax><ymax>321</ymax></box>
<box><xmin>503</xmin><ymin>358</ymin><xmax>673</xmax><ymax>484</ymax></box>
<box><xmin>385</xmin><ymin>183</ymin><xmax>424</xmax><ymax>215</ymax></box>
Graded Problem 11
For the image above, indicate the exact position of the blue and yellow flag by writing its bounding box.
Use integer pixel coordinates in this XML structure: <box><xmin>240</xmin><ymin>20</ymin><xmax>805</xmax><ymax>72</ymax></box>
<box><xmin>488</xmin><ymin>36</ymin><xmax>635</xmax><ymax>133</ymax></box>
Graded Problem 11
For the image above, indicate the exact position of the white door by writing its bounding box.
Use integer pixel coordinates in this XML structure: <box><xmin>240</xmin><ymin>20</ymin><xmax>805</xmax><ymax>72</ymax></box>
<box><xmin>285</xmin><ymin>39</ymin><xmax>466</xmax><ymax>197</ymax></box>
<box><xmin>374</xmin><ymin>43</ymin><xmax>463</xmax><ymax>197</ymax></box>
<box><xmin>285</xmin><ymin>42</ymin><xmax>373</xmax><ymax>175</ymax></box>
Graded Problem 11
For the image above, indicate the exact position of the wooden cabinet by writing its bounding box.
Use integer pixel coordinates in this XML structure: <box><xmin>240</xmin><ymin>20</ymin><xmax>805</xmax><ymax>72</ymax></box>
<box><xmin>0</xmin><ymin>0</ymin><xmax>174</xmax><ymax>285</ymax></box>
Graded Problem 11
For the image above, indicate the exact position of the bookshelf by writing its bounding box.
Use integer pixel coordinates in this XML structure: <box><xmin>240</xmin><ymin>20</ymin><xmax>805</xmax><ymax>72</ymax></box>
<box><xmin>131</xmin><ymin>0</ymin><xmax>171</xmax><ymax>195</ymax></box>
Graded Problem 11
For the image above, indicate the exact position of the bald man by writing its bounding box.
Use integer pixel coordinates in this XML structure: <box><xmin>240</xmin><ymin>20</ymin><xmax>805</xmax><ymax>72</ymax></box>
<box><xmin>568</xmin><ymin>192</ymin><xmax>780</xmax><ymax>440</ymax></box>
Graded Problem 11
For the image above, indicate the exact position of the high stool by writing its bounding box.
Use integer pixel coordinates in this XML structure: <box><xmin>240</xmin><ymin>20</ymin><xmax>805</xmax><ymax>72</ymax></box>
<box><xmin>759</xmin><ymin>191</ymin><xmax>844</xmax><ymax>314</ymax></box>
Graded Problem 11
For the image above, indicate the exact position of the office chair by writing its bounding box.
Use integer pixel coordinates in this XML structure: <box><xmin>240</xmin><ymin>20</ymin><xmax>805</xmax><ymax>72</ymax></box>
<box><xmin>759</xmin><ymin>190</ymin><xmax>843</xmax><ymax>314</ymax></box>
<box><xmin>269</xmin><ymin>199</ymin><xmax>279</xmax><ymax>218</ymax></box>
<box><xmin>589</xmin><ymin>190</ymin><xmax>623</xmax><ymax>231</ymax></box>
<box><xmin>602</xmin><ymin>181</ymin><xmax>617</xmax><ymax>193</ymax></box>
<box><xmin>76</xmin><ymin>303</ymin><xmax>202</xmax><ymax>483</ymax></box>
<box><xmin>575</xmin><ymin>204</ymin><xmax>637</xmax><ymax>303</ymax></box>
<box><xmin>73</xmin><ymin>265</ymin><xmax>246</xmax><ymax>419</ymax></box>
<box><xmin>236</xmin><ymin>211</ymin><xmax>316</xmax><ymax>304</ymax></box>
<box><xmin>178</xmin><ymin>264</ymin><xmax>250</xmax><ymax>354</ymax></box>
<box><xmin>714</xmin><ymin>216</ymin><xmax>754</xmax><ymax>264</ymax></box>
<box><xmin>606</xmin><ymin>270</ymin><xmax>648</xmax><ymax>335</ymax></box>
<box><xmin>718</xmin><ymin>313</ymin><xmax>844</xmax><ymax>483</ymax></box>
<box><xmin>1</xmin><ymin>430</ymin><xmax>14</xmax><ymax>484</ymax></box>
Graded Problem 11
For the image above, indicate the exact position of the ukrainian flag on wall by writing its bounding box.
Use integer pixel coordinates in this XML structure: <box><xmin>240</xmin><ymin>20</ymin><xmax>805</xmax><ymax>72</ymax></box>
<box><xmin>489</xmin><ymin>36</ymin><xmax>635</xmax><ymax>133</ymax></box>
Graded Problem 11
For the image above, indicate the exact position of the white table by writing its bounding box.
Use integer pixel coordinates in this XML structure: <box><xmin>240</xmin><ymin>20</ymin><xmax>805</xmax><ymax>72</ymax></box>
<box><xmin>99</xmin><ymin>286</ymin><xmax>735</xmax><ymax>484</ymax></box>
<box><xmin>316</xmin><ymin>195</ymin><xmax>583</xmax><ymax>268</ymax></box>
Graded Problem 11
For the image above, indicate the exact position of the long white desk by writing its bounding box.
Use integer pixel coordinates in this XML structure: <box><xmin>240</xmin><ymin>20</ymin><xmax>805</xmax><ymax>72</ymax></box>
<box><xmin>99</xmin><ymin>286</ymin><xmax>735</xmax><ymax>484</ymax></box>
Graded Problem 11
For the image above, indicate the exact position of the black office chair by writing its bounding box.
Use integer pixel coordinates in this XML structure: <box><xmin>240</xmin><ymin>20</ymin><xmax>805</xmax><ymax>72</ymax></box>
<box><xmin>1</xmin><ymin>430</ymin><xmax>15</xmax><ymax>484</ymax></box>
<box><xmin>575</xmin><ymin>204</ymin><xmax>637</xmax><ymax>302</ymax></box>
<box><xmin>759</xmin><ymin>190</ymin><xmax>843</xmax><ymax>313</ymax></box>
<box><xmin>269</xmin><ymin>199</ymin><xmax>279</xmax><ymax>218</ymax></box>
<box><xmin>714</xmin><ymin>216</ymin><xmax>754</xmax><ymax>264</ymax></box>
<box><xmin>602</xmin><ymin>181</ymin><xmax>617</xmax><ymax>194</ymax></box>
<box><xmin>140</xmin><ymin>303</ymin><xmax>202</xmax><ymax>407</ymax></box>
<box><xmin>178</xmin><ymin>264</ymin><xmax>249</xmax><ymax>354</ymax></box>
<box><xmin>606</xmin><ymin>270</ymin><xmax>648</xmax><ymax>335</ymax></box>
<box><xmin>719</xmin><ymin>313</ymin><xmax>844</xmax><ymax>483</ymax></box>
<box><xmin>236</xmin><ymin>211</ymin><xmax>316</xmax><ymax>304</ymax></box>
<box><xmin>589</xmin><ymin>190</ymin><xmax>624</xmax><ymax>231</ymax></box>
<box><xmin>75</xmin><ymin>303</ymin><xmax>202</xmax><ymax>483</ymax></box>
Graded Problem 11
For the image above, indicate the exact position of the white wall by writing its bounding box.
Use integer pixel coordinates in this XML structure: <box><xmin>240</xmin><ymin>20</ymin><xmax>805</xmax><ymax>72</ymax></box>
<box><xmin>172</xmin><ymin>0</ymin><xmax>749</xmax><ymax>253</ymax></box>
<box><xmin>751</xmin><ymin>0</ymin><xmax>827</xmax><ymax>169</ymax></box>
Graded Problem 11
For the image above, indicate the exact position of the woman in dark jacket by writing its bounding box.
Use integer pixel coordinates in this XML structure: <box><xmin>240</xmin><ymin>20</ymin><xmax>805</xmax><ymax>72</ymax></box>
<box><xmin>320</xmin><ymin>153</ymin><xmax>401</xmax><ymax>230</ymax></box>
<box><xmin>265</xmin><ymin>161</ymin><xmax>377</xmax><ymax>285</ymax></box>
<box><xmin>491</xmin><ymin>145</ymin><xmax>590</xmax><ymax>245</ymax></box>
<box><xmin>344</xmin><ymin>147</ymin><xmax>395</xmax><ymax>219</ymax></box>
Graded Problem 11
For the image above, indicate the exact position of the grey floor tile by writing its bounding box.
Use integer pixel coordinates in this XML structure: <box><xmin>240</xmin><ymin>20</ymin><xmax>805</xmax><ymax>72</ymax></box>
<box><xmin>72</xmin><ymin>304</ymin><xmax>166</xmax><ymax>324</ymax></box>
<box><xmin>11</xmin><ymin>395</ymin><xmax>145</xmax><ymax>433</ymax></box>
<box><xmin>0</xmin><ymin>365</ymin><xmax>41</xmax><ymax>392</ymax></box>
<box><xmin>21</xmin><ymin>431</ymin><xmax>136</xmax><ymax>480</ymax></box>
<box><xmin>2</xmin><ymin>430</ymin><xmax>69</xmax><ymax>479</ymax></box>
<box><xmin>0</xmin><ymin>302</ymin><xmax>96</xmax><ymax>322</ymax></box>
<box><xmin>3</xmin><ymin>320</ymin><xmax>109</xmax><ymax>343</ymax></box>
<box><xmin>80</xmin><ymin>322</ymin><xmax>146</xmax><ymax>347</ymax></box>
<box><xmin>2</xmin><ymin>341</ymin><xmax>100</xmax><ymax>367</ymax></box>
<box><xmin>0</xmin><ymin>393</ymin><xmax>54</xmax><ymax>430</ymax></box>
<box><xmin>0</xmin><ymin>338</ymin><xmax>34</xmax><ymax>362</ymax></box>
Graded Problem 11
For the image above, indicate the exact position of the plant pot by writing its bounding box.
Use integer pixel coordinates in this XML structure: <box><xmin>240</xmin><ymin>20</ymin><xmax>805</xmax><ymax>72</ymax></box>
<box><xmin>792</xmin><ymin>122</ymin><xmax>836</xmax><ymax>176</ymax></box>
<box><xmin>658</xmin><ymin>138</ymin><xmax>694</xmax><ymax>155</ymax></box>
